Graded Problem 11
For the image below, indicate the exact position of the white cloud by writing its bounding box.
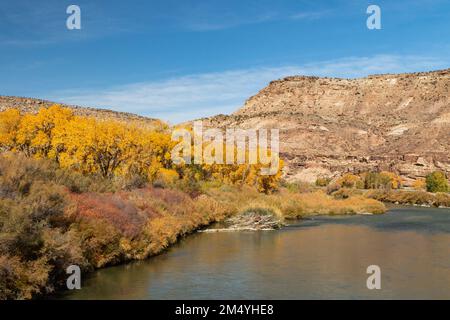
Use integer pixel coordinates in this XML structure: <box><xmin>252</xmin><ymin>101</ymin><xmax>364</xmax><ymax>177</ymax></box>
<box><xmin>51</xmin><ymin>54</ymin><xmax>449</xmax><ymax>124</ymax></box>
<box><xmin>184</xmin><ymin>9</ymin><xmax>331</xmax><ymax>31</ymax></box>
<box><xmin>290</xmin><ymin>11</ymin><xmax>331</xmax><ymax>20</ymax></box>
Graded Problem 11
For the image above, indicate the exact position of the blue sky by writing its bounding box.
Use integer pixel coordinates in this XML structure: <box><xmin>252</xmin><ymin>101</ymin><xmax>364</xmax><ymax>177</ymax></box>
<box><xmin>1</xmin><ymin>0</ymin><xmax>449</xmax><ymax>123</ymax></box>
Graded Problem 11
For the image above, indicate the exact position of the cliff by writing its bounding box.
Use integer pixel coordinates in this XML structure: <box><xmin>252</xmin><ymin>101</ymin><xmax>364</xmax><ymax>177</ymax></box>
<box><xmin>202</xmin><ymin>69</ymin><xmax>450</xmax><ymax>184</ymax></box>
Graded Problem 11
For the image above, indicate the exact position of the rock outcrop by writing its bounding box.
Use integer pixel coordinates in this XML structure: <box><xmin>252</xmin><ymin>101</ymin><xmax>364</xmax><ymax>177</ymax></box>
<box><xmin>202</xmin><ymin>69</ymin><xmax>450</xmax><ymax>185</ymax></box>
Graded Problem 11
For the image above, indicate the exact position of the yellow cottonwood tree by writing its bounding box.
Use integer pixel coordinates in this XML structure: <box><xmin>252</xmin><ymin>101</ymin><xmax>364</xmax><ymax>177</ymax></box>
<box><xmin>56</xmin><ymin>118</ymin><xmax>135</xmax><ymax>177</ymax></box>
<box><xmin>0</xmin><ymin>109</ymin><xmax>21</xmax><ymax>151</ymax></box>
<box><xmin>0</xmin><ymin>105</ymin><xmax>283</xmax><ymax>192</ymax></box>
<box><xmin>16</xmin><ymin>105</ymin><xmax>73</xmax><ymax>159</ymax></box>
<box><xmin>202</xmin><ymin>147</ymin><xmax>283</xmax><ymax>193</ymax></box>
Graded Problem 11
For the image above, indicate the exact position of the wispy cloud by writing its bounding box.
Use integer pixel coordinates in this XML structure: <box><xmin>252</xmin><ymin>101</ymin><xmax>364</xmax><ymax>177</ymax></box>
<box><xmin>0</xmin><ymin>1</ymin><xmax>330</xmax><ymax>45</ymax></box>
<box><xmin>0</xmin><ymin>1</ymin><xmax>130</xmax><ymax>47</ymax></box>
<box><xmin>186</xmin><ymin>10</ymin><xmax>331</xmax><ymax>31</ymax></box>
<box><xmin>185</xmin><ymin>13</ymin><xmax>276</xmax><ymax>31</ymax></box>
<box><xmin>50</xmin><ymin>54</ymin><xmax>449</xmax><ymax>124</ymax></box>
<box><xmin>290</xmin><ymin>10</ymin><xmax>331</xmax><ymax>21</ymax></box>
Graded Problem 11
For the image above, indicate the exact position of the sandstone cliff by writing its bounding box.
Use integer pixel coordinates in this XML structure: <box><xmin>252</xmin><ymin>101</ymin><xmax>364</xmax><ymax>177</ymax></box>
<box><xmin>202</xmin><ymin>69</ymin><xmax>450</xmax><ymax>185</ymax></box>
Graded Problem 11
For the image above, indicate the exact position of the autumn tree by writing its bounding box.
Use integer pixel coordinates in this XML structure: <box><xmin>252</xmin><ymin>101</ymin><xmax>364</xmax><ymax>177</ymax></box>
<box><xmin>0</xmin><ymin>105</ymin><xmax>283</xmax><ymax>192</ymax></box>
<box><xmin>363</xmin><ymin>171</ymin><xmax>402</xmax><ymax>190</ymax></box>
<box><xmin>0</xmin><ymin>109</ymin><xmax>21</xmax><ymax>151</ymax></box>
<box><xmin>16</xmin><ymin>105</ymin><xmax>74</xmax><ymax>159</ymax></box>
<box><xmin>426</xmin><ymin>171</ymin><xmax>449</xmax><ymax>193</ymax></box>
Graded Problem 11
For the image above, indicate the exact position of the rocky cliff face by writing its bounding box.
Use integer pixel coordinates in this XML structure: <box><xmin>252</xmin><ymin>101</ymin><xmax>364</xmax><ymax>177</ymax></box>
<box><xmin>203</xmin><ymin>69</ymin><xmax>450</xmax><ymax>185</ymax></box>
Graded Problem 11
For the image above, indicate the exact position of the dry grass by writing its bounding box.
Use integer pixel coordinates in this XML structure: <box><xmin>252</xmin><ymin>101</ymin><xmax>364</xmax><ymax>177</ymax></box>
<box><xmin>206</xmin><ymin>186</ymin><xmax>386</xmax><ymax>220</ymax></box>
<box><xmin>365</xmin><ymin>189</ymin><xmax>450</xmax><ymax>207</ymax></box>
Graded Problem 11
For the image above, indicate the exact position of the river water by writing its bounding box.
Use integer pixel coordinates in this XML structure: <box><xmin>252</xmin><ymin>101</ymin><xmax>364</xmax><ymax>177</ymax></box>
<box><xmin>59</xmin><ymin>207</ymin><xmax>450</xmax><ymax>300</ymax></box>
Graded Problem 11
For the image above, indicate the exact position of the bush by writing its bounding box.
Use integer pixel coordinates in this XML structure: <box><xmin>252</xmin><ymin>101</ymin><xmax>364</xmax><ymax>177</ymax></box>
<box><xmin>332</xmin><ymin>187</ymin><xmax>364</xmax><ymax>199</ymax></box>
<box><xmin>336</xmin><ymin>174</ymin><xmax>364</xmax><ymax>189</ymax></box>
<box><xmin>56</xmin><ymin>170</ymin><xmax>116</xmax><ymax>193</ymax></box>
<box><xmin>276</xmin><ymin>190</ymin><xmax>386</xmax><ymax>218</ymax></box>
<box><xmin>363</xmin><ymin>171</ymin><xmax>402</xmax><ymax>190</ymax></box>
<box><xmin>282</xmin><ymin>181</ymin><xmax>314</xmax><ymax>193</ymax></box>
<box><xmin>0</xmin><ymin>255</ymin><xmax>49</xmax><ymax>300</ymax></box>
<box><xmin>326</xmin><ymin>182</ymin><xmax>341</xmax><ymax>194</ymax></box>
<box><xmin>315</xmin><ymin>177</ymin><xmax>331</xmax><ymax>187</ymax></box>
<box><xmin>365</xmin><ymin>189</ymin><xmax>450</xmax><ymax>207</ymax></box>
<box><xmin>0</xmin><ymin>153</ymin><xmax>85</xmax><ymax>298</ymax></box>
<box><xmin>412</xmin><ymin>178</ymin><xmax>426</xmax><ymax>191</ymax></box>
<box><xmin>206</xmin><ymin>186</ymin><xmax>386</xmax><ymax>219</ymax></box>
<box><xmin>115</xmin><ymin>173</ymin><xmax>147</xmax><ymax>191</ymax></box>
<box><xmin>426</xmin><ymin>171</ymin><xmax>449</xmax><ymax>193</ymax></box>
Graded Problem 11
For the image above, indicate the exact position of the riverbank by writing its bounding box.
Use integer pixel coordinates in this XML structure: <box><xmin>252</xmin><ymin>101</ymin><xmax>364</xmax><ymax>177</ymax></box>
<box><xmin>212</xmin><ymin>186</ymin><xmax>386</xmax><ymax>216</ymax></box>
<box><xmin>364</xmin><ymin>189</ymin><xmax>450</xmax><ymax>208</ymax></box>
<box><xmin>200</xmin><ymin>187</ymin><xmax>387</xmax><ymax>232</ymax></box>
<box><xmin>0</xmin><ymin>155</ymin><xmax>387</xmax><ymax>299</ymax></box>
<box><xmin>58</xmin><ymin>206</ymin><xmax>450</xmax><ymax>300</ymax></box>
<box><xmin>0</xmin><ymin>186</ymin><xmax>384</xmax><ymax>299</ymax></box>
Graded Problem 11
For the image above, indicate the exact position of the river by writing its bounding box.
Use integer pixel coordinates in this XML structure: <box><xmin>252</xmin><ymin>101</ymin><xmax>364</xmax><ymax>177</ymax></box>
<box><xmin>59</xmin><ymin>206</ymin><xmax>450</xmax><ymax>299</ymax></box>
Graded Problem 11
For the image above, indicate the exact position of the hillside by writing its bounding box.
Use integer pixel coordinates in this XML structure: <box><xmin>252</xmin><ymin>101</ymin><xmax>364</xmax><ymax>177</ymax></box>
<box><xmin>0</xmin><ymin>95</ymin><xmax>163</xmax><ymax>129</ymax></box>
<box><xmin>202</xmin><ymin>69</ymin><xmax>450</xmax><ymax>185</ymax></box>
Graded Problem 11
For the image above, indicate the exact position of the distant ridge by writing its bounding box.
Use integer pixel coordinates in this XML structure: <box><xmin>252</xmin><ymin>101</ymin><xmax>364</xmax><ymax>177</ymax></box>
<box><xmin>0</xmin><ymin>95</ymin><xmax>163</xmax><ymax>128</ymax></box>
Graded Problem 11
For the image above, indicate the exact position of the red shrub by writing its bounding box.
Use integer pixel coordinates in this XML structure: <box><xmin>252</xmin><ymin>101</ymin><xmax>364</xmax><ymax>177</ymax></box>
<box><xmin>147</xmin><ymin>187</ymin><xmax>190</xmax><ymax>205</ymax></box>
<box><xmin>70</xmin><ymin>193</ymin><xmax>144</xmax><ymax>238</ymax></box>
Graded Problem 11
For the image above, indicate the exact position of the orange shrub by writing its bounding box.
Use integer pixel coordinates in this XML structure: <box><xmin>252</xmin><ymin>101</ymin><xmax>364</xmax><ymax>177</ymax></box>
<box><xmin>412</xmin><ymin>178</ymin><xmax>426</xmax><ymax>191</ymax></box>
<box><xmin>337</xmin><ymin>173</ymin><xmax>364</xmax><ymax>189</ymax></box>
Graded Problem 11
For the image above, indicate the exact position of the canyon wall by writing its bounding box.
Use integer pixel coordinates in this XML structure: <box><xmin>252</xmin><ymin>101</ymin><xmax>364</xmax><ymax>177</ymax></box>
<box><xmin>203</xmin><ymin>69</ymin><xmax>450</xmax><ymax>184</ymax></box>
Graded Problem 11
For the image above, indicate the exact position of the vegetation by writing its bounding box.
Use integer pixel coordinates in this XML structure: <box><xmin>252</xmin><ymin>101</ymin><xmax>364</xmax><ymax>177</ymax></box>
<box><xmin>0</xmin><ymin>106</ymin><xmax>282</xmax><ymax>194</ymax></box>
<box><xmin>206</xmin><ymin>186</ymin><xmax>386</xmax><ymax>220</ymax></box>
<box><xmin>363</xmin><ymin>171</ymin><xmax>402</xmax><ymax>190</ymax></box>
<box><xmin>365</xmin><ymin>189</ymin><xmax>450</xmax><ymax>208</ymax></box>
<box><xmin>315</xmin><ymin>170</ymin><xmax>449</xmax><ymax>207</ymax></box>
<box><xmin>327</xmin><ymin>172</ymin><xmax>402</xmax><ymax>190</ymax></box>
<box><xmin>0</xmin><ymin>153</ymin><xmax>229</xmax><ymax>299</ymax></box>
<box><xmin>1</xmin><ymin>105</ymin><xmax>448</xmax><ymax>299</ymax></box>
<box><xmin>412</xmin><ymin>178</ymin><xmax>426</xmax><ymax>191</ymax></box>
<box><xmin>426</xmin><ymin>171</ymin><xmax>449</xmax><ymax>193</ymax></box>
<box><xmin>0</xmin><ymin>105</ymin><xmax>284</xmax><ymax>299</ymax></box>
<box><xmin>0</xmin><ymin>152</ymin><xmax>387</xmax><ymax>299</ymax></box>
<box><xmin>336</xmin><ymin>173</ymin><xmax>364</xmax><ymax>189</ymax></box>
<box><xmin>315</xmin><ymin>177</ymin><xmax>331</xmax><ymax>187</ymax></box>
